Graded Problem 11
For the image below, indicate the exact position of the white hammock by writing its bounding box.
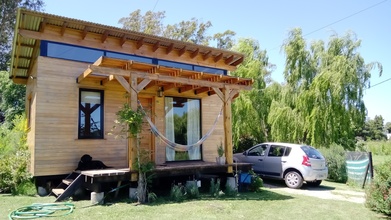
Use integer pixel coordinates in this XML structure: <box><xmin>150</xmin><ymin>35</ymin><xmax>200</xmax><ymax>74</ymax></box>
<box><xmin>138</xmin><ymin>100</ymin><xmax>223</xmax><ymax>151</ymax></box>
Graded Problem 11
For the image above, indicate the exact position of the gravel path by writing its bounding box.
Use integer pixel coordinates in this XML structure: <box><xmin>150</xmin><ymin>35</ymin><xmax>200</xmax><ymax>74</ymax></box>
<box><xmin>264</xmin><ymin>182</ymin><xmax>366</xmax><ymax>204</ymax></box>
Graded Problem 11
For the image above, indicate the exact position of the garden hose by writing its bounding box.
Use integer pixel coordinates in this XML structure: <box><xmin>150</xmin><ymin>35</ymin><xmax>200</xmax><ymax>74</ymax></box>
<box><xmin>8</xmin><ymin>202</ymin><xmax>74</xmax><ymax>219</ymax></box>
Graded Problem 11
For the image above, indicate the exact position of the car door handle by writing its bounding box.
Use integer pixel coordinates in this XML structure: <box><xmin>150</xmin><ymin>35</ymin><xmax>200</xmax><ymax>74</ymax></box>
<box><xmin>258</xmin><ymin>159</ymin><xmax>263</xmax><ymax>161</ymax></box>
<box><xmin>281</xmin><ymin>161</ymin><xmax>287</xmax><ymax>163</ymax></box>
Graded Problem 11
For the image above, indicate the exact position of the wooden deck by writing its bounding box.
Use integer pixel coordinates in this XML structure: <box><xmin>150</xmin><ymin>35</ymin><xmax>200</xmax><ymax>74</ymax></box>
<box><xmin>153</xmin><ymin>161</ymin><xmax>252</xmax><ymax>178</ymax></box>
<box><xmin>78</xmin><ymin>162</ymin><xmax>252</xmax><ymax>182</ymax></box>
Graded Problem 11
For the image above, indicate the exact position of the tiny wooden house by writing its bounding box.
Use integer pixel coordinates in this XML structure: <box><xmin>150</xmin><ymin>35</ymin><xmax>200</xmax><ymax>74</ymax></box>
<box><xmin>10</xmin><ymin>9</ymin><xmax>253</xmax><ymax>184</ymax></box>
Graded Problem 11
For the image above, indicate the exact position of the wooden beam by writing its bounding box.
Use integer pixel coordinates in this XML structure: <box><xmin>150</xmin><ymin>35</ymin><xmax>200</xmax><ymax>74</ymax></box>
<box><xmin>178</xmin><ymin>85</ymin><xmax>196</xmax><ymax>93</ymax></box>
<box><xmin>115</xmin><ymin>75</ymin><xmax>131</xmax><ymax>93</ymax></box>
<box><xmin>39</xmin><ymin>19</ymin><xmax>47</xmax><ymax>32</ymax></box>
<box><xmin>212</xmin><ymin>87</ymin><xmax>224</xmax><ymax>102</ymax></box>
<box><xmin>20</xmin><ymin>43</ymin><xmax>34</xmax><ymax>48</ymax></box>
<box><xmin>100</xmin><ymin>74</ymin><xmax>115</xmax><ymax>85</ymax></box>
<box><xmin>178</xmin><ymin>46</ymin><xmax>186</xmax><ymax>57</ymax></box>
<box><xmin>120</xmin><ymin>34</ymin><xmax>127</xmax><ymax>46</ymax></box>
<box><xmin>231</xmin><ymin>57</ymin><xmax>244</xmax><ymax>66</ymax></box>
<box><xmin>224</xmin><ymin>55</ymin><xmax>234</xmax><ymax>65</ymax></box>
<box><xmin>93</xmin><ymin>56</ymin><xmax>104</xmax><ymax>66</ymax></box>
<box><xmin>60</xmin><ymin>22</ymin><xmax>67</xmax><ymax>36</ymax></box>
<box><xmin>101</xmin><ymin>30</ymin><xmax>109</xmax><ymax>43</ymax></box>
<box><xmin>153</xmin><ymin>41</ymin><xmax>160</xmax><ymax>52</ymax></box>
<box><xmin>214</xmin><ymin>53</ymin><xmax>223</xmax><ymax>62</ymax></box>
<box><xmin>81</xmin><ymin>26</ymin><xmax>89</xmax><ymax>39</ymax></box>
<box><xmin>136</xmin><ymin>79</ymin><xmax>152</xmax><ymax>92</ymax></box>
<box><xmin>203</xmin><ymin>51</ymin><xmax>211</xmax><ymax>60</ymax></box>
<box><xmin>14</xmin><ymin>55</ymin><xmax>31</xmax><ymax>59</ymax></box>
<box><xmin>162</xmin><ymin>83</ymin><xmax>179</xmax><ymax>92</ymax></box>
<box><xmin>194</xmin><ymin>87</ymin><xmax>211</xmax><ymax>95</ymax></box>
<box><xmin>77</xmin><ymin>68</ymin><xmax>92</xmax><ymax>83</ymax></box>
<box><xmin>190</xmin><ymin>48</ymin><xmax>199</xmax><ymax>59</ymax></box>
<box><xmin>136</xmin><ymin>37</ymin><xmax>144</xmax><ymax>49</ymax></box>
<box><xmin>228</xmin><ymin>90</ymin><xmax>239</xmax><ymax>101</ymax></box>
<box><xmin>166</xmin><ymin>43</ymin><xmax>174</xmax><ymax>54</ymax></box>
<box><xmin>223</xmin><ymin>88</ymin><xmax>233</xmax><ymax>173</ymax></box>
<box><xmin>88</xmin><ymin>65</ymin><xmax>252</xmax><ymax>90</ymax></box>
<box><xmin>129</xmin><ymin>75</ymin><xmax>138</xmax><ymax>173</ymax></box>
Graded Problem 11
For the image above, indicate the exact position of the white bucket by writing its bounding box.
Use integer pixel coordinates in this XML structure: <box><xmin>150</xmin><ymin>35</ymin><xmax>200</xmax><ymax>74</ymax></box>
<box><xmin>91</xmin><ymin>192</ymin><xmax>104</xmax><ymax>204</ymax></box>
<box><xmin>129</xmin><ymin>187</ymin><xmax>137</xmax><ymax>200</ymax></box>
<box><xmin>226</xmin><ymin>177</ymin><xmax>237</xmax><ymax>190</ymax></box>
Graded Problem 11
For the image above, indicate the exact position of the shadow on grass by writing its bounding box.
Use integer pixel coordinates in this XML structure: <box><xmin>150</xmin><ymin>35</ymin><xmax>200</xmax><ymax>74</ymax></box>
<box><xmin>262</xmin><ymin>178</ymin><xmax>336</xmax><ymax>191</ymax></box>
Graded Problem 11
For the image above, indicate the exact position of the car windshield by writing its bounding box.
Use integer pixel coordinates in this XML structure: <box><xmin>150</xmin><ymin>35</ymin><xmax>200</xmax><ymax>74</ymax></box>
<box><xmin>300</xmin><ymin>146</ymin><xmax>324</xmax><ymax>159</ymax></box>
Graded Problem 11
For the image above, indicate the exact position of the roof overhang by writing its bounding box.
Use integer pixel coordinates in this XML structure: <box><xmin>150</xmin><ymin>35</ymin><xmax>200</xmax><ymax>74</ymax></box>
<box><xmin>10</xmin><ymin>8</ymin><xmax>246</xmax><ymax>84</ymax></box>
<box><xmin>78</xmin><ymin>56</ymin><xmax>253</xmax><ymax>96</ymax></box>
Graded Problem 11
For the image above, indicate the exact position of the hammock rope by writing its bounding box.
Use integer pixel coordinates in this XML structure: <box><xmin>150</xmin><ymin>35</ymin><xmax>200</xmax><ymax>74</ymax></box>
<box><xmin>138</xmin><ymin>100</ymin><xmax>223</xmax><ymax>151</ymax></box>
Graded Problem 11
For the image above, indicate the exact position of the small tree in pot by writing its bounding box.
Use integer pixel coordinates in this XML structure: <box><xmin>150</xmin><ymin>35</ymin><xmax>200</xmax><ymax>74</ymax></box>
<box><xmin>216</xmin><ymin>141</ymin><xmax>226</xmax><ymax>165</ymax></box>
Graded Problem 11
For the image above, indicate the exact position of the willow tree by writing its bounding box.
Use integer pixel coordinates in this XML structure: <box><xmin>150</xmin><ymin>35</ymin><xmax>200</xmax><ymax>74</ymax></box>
<box><xmin>231</xmin><ymin>38</ymin><xmax>275</xmax><ymax>150</ymax></box>
<box><xmin>268</xmin><ymin>28</ymin><xmax>382</xmax><ymax>149</ymax></box>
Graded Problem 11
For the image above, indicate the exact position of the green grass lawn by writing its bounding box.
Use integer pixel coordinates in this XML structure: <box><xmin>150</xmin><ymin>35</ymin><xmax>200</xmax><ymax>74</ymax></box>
<box><xmin>1</xmin><ymin>181</ymin><xmax>386</xmax><ymax>220</ymax></box>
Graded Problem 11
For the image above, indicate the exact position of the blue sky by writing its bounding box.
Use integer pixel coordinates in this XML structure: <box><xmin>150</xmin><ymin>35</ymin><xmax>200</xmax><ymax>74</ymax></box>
<box><xmin>44</xmin><ymin>0</ymin><xmax>391</xmax><ymax>122</ymax></box>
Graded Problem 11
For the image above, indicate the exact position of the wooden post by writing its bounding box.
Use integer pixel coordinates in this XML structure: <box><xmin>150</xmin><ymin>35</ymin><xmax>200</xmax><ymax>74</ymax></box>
<box><xmin>223</xmin><ymin>88</ymin><xmax>233</xmax><ymax>173</ymax></box>
<box><xmin>129</xmin><ymin>75</ymin><xmax>138</xmax><ymax>181</ymax></box>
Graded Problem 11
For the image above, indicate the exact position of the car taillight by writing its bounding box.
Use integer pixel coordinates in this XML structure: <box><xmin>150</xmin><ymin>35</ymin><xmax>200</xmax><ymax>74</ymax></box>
<box><xmin>302</xmin><ymin>155</ymin><xmax>311</xmax><ymax>166</ymax></box>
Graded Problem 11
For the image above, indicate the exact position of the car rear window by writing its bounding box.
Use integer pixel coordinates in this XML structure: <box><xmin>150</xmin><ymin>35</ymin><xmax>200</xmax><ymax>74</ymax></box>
<box><xmin>300</xmin><ymin>146</ymin><xmax>324</xmax><ymax>159</ymax></box>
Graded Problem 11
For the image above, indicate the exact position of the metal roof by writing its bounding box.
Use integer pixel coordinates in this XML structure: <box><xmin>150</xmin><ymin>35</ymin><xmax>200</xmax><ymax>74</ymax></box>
<box><xmin>10</xmin><ymin>8</ymin><xmax>246</xmax><ymax>83</ymax></box>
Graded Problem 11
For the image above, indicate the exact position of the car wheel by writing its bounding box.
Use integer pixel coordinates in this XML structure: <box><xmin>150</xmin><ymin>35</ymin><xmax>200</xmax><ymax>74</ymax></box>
<box><xmin>307</xmin><ymin>180</ymin><xmax>322</xmax><ymax>187</ymax></box>
<box><xmin>284</xmin><ymin>171</ymin><xmax>303</xmax><ymax>189</ymax></box>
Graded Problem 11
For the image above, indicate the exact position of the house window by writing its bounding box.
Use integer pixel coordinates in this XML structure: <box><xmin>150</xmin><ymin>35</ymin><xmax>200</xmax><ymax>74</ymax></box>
<box><xmin>78</xmin><ymin>89</ymin><xmax>104</xmax><ymax>139</ymax></box>
<box><xmin>165</xmin><ymin>97</ymin><xmax>201</xmax><ymax>161</ymax></box>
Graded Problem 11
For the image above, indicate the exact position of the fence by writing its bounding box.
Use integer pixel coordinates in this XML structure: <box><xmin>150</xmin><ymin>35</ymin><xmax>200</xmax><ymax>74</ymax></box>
<box><xmin>345</xmin><ymin>151</ymin><xmax>373</xmax><ymax>188</ymax></box>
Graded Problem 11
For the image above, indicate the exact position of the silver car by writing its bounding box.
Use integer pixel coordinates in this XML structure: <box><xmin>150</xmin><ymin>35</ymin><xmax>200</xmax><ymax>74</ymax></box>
<box><xmin>234</xmin><ymin>142</ymin><xmax>328</xmax><ymax>189</ymax></box>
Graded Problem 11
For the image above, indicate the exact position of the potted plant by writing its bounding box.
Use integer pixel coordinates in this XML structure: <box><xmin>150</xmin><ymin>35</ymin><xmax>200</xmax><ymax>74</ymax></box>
<box><xmin>216</xmin><ymin>141</ymin><xmax>226</xmax><ymax>165</ymax></box>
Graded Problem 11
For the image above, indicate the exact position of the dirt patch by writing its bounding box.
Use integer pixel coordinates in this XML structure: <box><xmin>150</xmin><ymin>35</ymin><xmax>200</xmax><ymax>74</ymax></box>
<box><xmin>263</xmin><ymin>182</ymin><xmax>366</xmax><ymax>204</ymax></box>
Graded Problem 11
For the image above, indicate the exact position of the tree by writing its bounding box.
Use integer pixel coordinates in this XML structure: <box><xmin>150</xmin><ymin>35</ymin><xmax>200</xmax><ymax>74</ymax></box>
<box><xmin>0</xmin><ymin>71</ymin><xmax>25</xmax><ymax>126</ymax></box>
<box><xmin>118</xmin><ymin>9</ymin><xmax>165</xmax><ymax>36</ymax></box>
<box><xmin>0</xmin><ymin>0</ymin><xmax>44</xmax><ymax>70</ymax></box>
<box><xmin>0</xmin><ymin>0</ymin><xmax>44</xmax><ymax>126</ymax></box>
<box><xmin>385</xmin><ymin>122</ymin><xmax>391</xmax><ymax>134</ymax></box>
<box><xmin>118</xmin><ymin>10</ymin><xmax>235</xmax><ymax>49</ymax></box>
<box><xmin>231</xmin><ymin>38</ymin><xmax>275</xmax><ymax>150</ymax></box>
<box><xmin>268</xmin><ymin>28</ymin><xmax>382</xmax><ymax>149</ymax></box>
<box><xmin>359</xmin><ymin>116</ymin><xmax>386</xmax><ymax>141</ymax></box>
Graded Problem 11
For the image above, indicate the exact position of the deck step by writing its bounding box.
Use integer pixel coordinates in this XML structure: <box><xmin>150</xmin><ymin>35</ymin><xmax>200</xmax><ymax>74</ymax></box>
<box><xmin>62</xmin><ymin>179</ymin><xmax>74</xmax><ymax>185</ymax></box>
<box><xmin>52</xmin><ymin>188</ymin><xmax>65</xmax><ymax>196</ymax></box>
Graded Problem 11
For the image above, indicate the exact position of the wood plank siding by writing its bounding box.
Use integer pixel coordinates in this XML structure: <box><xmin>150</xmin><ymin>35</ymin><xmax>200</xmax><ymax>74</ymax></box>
<box><xmin>32</xmin><ymin>57</ymin><xmax>128</xmax><ymax>176</ymax></box>
<box><xmin>31</xmin><ymin>56</ymin><xmax>225</xmax><ymax>176</ymax></box>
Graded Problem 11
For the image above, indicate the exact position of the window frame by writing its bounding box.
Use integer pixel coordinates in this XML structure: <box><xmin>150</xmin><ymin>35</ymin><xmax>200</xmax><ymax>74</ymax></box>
<box><xmin>164</xmin><ymin>96</ymin><xmax>202</xmax><ymax>162</ymax></box>
<box><xmin>78</xmin><ymin>89</ymin><xmax>104</xmax><ymax>139</ymax></box>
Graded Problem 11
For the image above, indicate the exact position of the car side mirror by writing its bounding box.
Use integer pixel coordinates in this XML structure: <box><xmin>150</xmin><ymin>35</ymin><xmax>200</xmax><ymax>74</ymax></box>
<box><xmin>243</xmin><ymin>151</ymin><xmax>247</xmax><ymax>156</ymax></box>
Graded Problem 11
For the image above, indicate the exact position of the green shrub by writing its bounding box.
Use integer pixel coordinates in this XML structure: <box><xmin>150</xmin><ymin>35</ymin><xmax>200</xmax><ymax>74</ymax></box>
<box><xmin>363</xmin><ymin>141</ymin><xmax>391</xmax><ymax>156</ymax></box>
<box><xmin>319</xmin><ymin>144</ymin><xmax>347</xmax><ymax>183</ymax></box>
<box><xmin>14</xmin><ymin>180</ymin><xmax>36</xmax><ymax>196</ymax></box>
<box><xmin>365</xmin><ymin>159</ymin><xmax>391</xmax><ymax>216</ymax></box>
<box><xmin>234</xmin><ymin>135</ymin><xmax>256</xmax><ymax>153</ymax></box>
<box><xmin>209</xmin><ymin>178</ymin><xmax>221</xmax><ymax>197</ymax></box>
<box><xmin>248</xmin><ymin>170</ymin><xmax>263</xmax><ymax>192</ymax></box>
<box><xmin>185</xmin><ymin>181</ymin><xmax>200</xmax><ymax>199</ymax></box>
<box><xmin>170</xmin><ymin>184</ymin><xmax>186</xmax><ymax>202</ymax></box>
<box><xmin>147</xmin><ymin>192</ymin><xmax>157</xmax><ymax>203</ymax></box>
<box><xmin>0</xmin><ymin>115</ymin><xmax>33</xmax><ymax>194</ymax></box>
